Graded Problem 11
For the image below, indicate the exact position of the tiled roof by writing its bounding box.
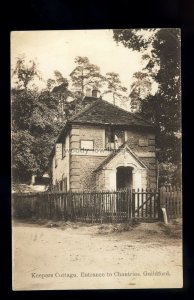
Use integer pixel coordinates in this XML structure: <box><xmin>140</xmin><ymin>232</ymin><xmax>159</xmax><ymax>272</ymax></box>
<box><xmin>68</xmin><ymin>98</ymin><xmax>153</xmax><ymax>127</ymax></box>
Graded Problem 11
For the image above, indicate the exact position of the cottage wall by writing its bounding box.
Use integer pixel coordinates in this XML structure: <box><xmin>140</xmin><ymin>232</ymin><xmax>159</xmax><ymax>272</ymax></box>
<box><xmin>70</xmin><ymin>155</ymin><xmax>106</xmax><ymax>191</ymax></box>
<box><xmin>52</xmin><ymin>134</ymin><xmax>70</xmax><ymax>190</ymax></box>
<box><xmin>96</xmin><ymin>171</ymin><xmax>105</xmax><ymax>191</ymax></box>
<box><xmin>125</xmin><ymin>128</ymin><xmax>157</xmax><ymax>188</ymax></box>
<box><xmin>69</xmin><ymin>125</ymin><xmax>106</xmax><ymax>191</ymax></box>
<box><xmin>69</xmin><ymin>125</ymin><xmax>156</xmax><ymax>191</ymax></box>
<box><xmin>79</xmin><ymin>125</ymin><xmax>105</xmax><ymax>149</ymax></box>
<box><xmin>52</xmin><ymin>124</ymin><xmax>157</xmax><ymax>191</ymax></box>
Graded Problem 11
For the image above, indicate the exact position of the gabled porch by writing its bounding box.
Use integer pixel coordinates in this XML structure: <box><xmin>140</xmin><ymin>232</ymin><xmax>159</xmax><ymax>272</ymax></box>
<box><xmin>95</xmin><ymin>144</ymin><xmax>147</xmax><ymax>191</ymax></box>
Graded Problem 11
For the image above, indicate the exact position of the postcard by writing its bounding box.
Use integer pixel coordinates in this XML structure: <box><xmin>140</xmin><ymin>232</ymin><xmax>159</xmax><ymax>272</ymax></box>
<box><xmin>11</xmin><ymin>29</ymin><xmax>182</xmax><ymax>290</ymax></box>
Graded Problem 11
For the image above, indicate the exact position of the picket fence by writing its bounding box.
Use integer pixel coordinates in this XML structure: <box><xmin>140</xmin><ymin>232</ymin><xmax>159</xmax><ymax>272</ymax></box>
<box><xmin>160</xmin><ymin>186</ymin><xmax>182</xmax><ymax>219</ymax></box>
<box><xmin>12</xmin><ymin>187</ymin><xmax>182</xmax><ymax>223</ymax></box>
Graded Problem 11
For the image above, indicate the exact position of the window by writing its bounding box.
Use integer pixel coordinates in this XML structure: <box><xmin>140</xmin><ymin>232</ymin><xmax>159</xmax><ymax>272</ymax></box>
<box><xmin>139</xmin><ymin>138</ymin><xmax>148</xmax><ymax>146</ymax></box>
<box><xmin>62</xmin><ymin>141</ymin><xmax>66</xmax><ymax>158</ymax></box>
<box><xmin>55</xmin><ymin>156</ymin><xmax>57</xmax><ymax>168</ymax></box>
<box><xmin>60</xmin><ymin>180</ymin><xmax>63</xmax><ymax>191</ymax></box>
<box><xmin>55</xmin><ymin>180</ymin><xmax>59</xmax><ymax>191</ymax></box>
<box><xmin>63</xmin><ymin>177</ymin><xmax>67</xmax><ymax>192</ymax></box>
<box><xmin>105</xmin><ymin>128</ymin><xmax>125</xmax><ymax>150</ymax></box>
<box><xmin>115</xmin><ymin>129</ymin><xmax>125</xmax><ymax>145</ymax></box>
<box><xmin>55</xmin><ymin>143</ymin><xmax>62</xmax><ymax>165</ymax></box>
<box><xmin>80</xmin><ymin>140</ymin><xmax>94</xmax><ymax>150</ymax></box>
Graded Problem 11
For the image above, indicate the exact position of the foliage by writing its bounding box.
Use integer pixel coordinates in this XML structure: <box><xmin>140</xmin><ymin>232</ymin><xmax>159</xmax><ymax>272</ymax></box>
<box><xmin>47</xmin><ymin>71</ymin><xmax>72</xmax><ymax>122</ymax></box>
<box><xmin>102</xmin><ymin>72</ymin><xmax>127</xmax><ymax>106</ymax></box>
<box><xmin>159</xmin><ymin>162</ymin><xmax>182</xmax><ymax>187</ymax></box>
<box><xmin>11</xmin><ymin>59</ymin><xmax>64</xmax><ymax>182</ymax></box>
<box><xmin>70</xmin><ymin>56</ymin><xmax>105</xmax><ymax>95</ymax></box>
<box><xmin>12</xmin><ymin>89</ymin><xmax>64</xmax><ymax>181</ymax></box>
<box><xmin>12</xmin><ymin>55</ymin><xmax>41</xmax><ymax>89</ymax></box>
<box><xmin>12</xmin><ymin>130</ymin><xmax>37</xmax><ymax>182</ymax></box>
<box><xmin>129</xmin><ymin>71</ymin><xmax>152</xmax><ymax>112</ymax></box>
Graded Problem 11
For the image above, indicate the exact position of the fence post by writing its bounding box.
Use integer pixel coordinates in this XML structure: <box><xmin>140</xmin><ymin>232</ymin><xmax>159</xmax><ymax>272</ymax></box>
<box><xmin>126</xmin><ymin>188</ymin><xmax>131</xmax><ymax>222</ymax></box>
<box><xmin>70</xmin><ymin>191</ymin><xmax>75</xmax><ymax>221</ymax></box>
<box><xmin>132</xmin><ymin>189</ymin><xmax>135</xmax><ymax>219</ymax></box>
<box><xmin>157</xmin><ymin>188</ymin><xmax>161</xmax><ymax>220</ymax></box>
<box><xmin>159</xmin><ymin>187</ymin><xmax>165</xmax><ymax>221</ymax></box>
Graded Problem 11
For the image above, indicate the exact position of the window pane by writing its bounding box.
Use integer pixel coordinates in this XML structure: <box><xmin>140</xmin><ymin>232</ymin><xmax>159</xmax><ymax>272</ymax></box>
<box><xmin>139</xmin><ymin>138</ymin><xmax>148</xmax><ymax>146</ymax></box>
<box><xmin>62</xmin><ymin>142</ymin><xmax>66</xmax><ymax>157</ymax></box>
<box><xmin>115</xmin><ymin>130</ymin><xmax>125</xmax><ymax>146</ymax></box>
<box><xmin>105</xmin><ymin>128</ymin><xmax>115</xmax><ymax>149</ymax></box>
<box><xmin>105</xmin><ymin>128</ymin><xmax>125</xmax><ymax>149</ymax></box>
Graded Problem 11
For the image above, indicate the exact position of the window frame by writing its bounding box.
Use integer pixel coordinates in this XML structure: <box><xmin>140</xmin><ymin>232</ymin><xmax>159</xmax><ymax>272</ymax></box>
<box><xmin>62</xmin><ymin>140</ymin><xmax>66</xmax><ymax>158</ymax></box>
<box><xmin>105</xmin><ymin>127</ymin><xmax>125</xmax><ymax>150</ymax></box>
<box><xmin>55</xmin><ymin>155</ymin><xmax>58</xmax><ymax>168</ymax></box>
<box><xmin>139</xmin><ymin>138</ymin><xmax>148</xmax><ymax>146</ymax></box>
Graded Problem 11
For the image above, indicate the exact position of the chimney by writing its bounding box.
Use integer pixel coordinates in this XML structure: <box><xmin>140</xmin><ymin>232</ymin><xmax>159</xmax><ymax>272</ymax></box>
<box><xmin>92</xmin><ymin>88</ymin><xmax>99</xmax><ymax>98</ymax></box>
<box><xmin>86</xmin><ymin>88</ymin><xmax>92</xmax><ymax>97</ymax></box>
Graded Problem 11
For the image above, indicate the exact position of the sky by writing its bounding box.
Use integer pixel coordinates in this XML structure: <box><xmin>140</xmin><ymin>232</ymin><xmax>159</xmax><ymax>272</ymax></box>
<box><xmin>11</xmin><ymin>30</ymin><xmax>157</xmax><ymax>104</ymax></box>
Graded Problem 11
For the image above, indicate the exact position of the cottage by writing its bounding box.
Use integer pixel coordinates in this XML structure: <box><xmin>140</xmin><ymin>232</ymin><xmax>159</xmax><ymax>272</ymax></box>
<box><xmin>50</xmin><ymin>92</ymin><xmax>157</xmax><ymax>192</ymax></box>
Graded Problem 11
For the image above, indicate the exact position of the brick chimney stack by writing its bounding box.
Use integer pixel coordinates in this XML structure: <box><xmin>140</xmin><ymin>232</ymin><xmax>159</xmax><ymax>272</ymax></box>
<box><xmin>92</xmin><ymin>88</ymin><xmax>99</xmax><ymax>98</ymax></box>
<box><xmin>82</xmin><ymin>88</ymin><xmax>100</xmax><ymax>106</ymax></box>
<box><xmin>86</xmin><ymin>88</ymin><xmax>92</xmax><ymax>97</ymax></box>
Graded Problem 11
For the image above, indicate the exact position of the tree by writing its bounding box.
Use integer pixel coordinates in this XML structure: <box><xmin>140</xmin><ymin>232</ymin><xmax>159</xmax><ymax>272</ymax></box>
<box><xmin>70</xmin><ymin>56</ymin><xmax>105</xmax><ymax>95</ymax></box>
<box><xmin>113</xmin><ymin>29</ymin><xmax>181</xmax><ymax>134</ymax></box>
<box><xmin>103</xmin><ymin>72</ymin><xmax>127</xmax><ymax>106</ymax></box>
<box><xmin>11</xmin><ymin>57</ymin><xmax>63</xmax><ymax>182</ymax></box>
<box><xmin>12</xmin><ymin>54</ymin><xmax>41</xmax><ymax>89</ymax></box>
<box><xmin>113</xmin><ymin>29</ymin><xmax>181</xmax><ymax>185</ymax></box>
<box><xmin>12</xmin><ymin>130</ymin><xmax>37</xmax><ymax>182</ymax></box>
<box><xmin>12</xmin><ymin>88</ymin><xmax>63</xmax><ymax>182</ymax></box>
<box><xmin>47</xmin><ymin>71</ymin><xmax>72</xmax><ymax>122</ymax></box>
<box><xmin>129</xmin><ymin>71</ymin><xmax>152</xmax><ymax>112</ymax></box>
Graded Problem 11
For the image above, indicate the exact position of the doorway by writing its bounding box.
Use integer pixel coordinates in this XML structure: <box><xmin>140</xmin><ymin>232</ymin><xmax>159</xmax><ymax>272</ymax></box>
<box><xmin>116</xmin><ymin>166</ymin><xmax>133</xmax><ymax>190</ymax></box>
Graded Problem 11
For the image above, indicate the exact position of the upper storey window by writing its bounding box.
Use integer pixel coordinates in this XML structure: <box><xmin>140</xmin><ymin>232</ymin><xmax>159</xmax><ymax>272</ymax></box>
<box><xmin>105</xmin><ymin>128</ymin><xmax>125</xmax><ymax>150</ymax></box>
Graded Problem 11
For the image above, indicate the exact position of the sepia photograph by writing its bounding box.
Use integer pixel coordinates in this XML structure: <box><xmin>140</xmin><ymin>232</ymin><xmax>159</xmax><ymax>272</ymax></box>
<box><xmin>11</xmin><ymin>29</ymin><xmax>182</xmax><ymax>290</ymax></box>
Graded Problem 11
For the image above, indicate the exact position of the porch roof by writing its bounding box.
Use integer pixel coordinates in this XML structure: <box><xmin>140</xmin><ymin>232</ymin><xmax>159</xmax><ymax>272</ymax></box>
<box><xmin>94</xmin><ymin>143</ymin><xmax>147</xmax><ymax>173</ymax></box>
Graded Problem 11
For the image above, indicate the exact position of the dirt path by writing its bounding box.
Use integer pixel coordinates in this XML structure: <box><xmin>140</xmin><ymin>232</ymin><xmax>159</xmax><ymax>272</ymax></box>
<box><xmin>12</xmin><ymin>220</ymin><xmax>182</xmax><ymax>290</ymax></box>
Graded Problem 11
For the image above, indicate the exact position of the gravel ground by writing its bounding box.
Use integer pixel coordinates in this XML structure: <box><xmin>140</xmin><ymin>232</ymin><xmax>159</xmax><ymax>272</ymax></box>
<box><xmin>12</xmin><ymin>220</ymin><xmax>182</xmax><ymax>290</ymax></box>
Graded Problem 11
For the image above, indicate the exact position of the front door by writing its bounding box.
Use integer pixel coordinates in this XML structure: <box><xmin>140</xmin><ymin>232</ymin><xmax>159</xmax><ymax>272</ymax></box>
<box><xmin>116</xmin><ymin>166</ymin><xmax>133</xmax><ymax>213</ymax></box>
<box><xmin>116</xmin><ymin>166</ymin><xmax>133</xmax><ymax>190</ymax></box>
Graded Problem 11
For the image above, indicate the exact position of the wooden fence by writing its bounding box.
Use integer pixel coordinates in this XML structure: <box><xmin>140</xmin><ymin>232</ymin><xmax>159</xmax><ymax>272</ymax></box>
<box><xmin>160</xmin><ymin>186</ymin><xmax>182</xmax><ymax>219</ymax></box>
<box><xmin>133</xmin><ymin>188</ymin><xmax>160</xmax><ymax>220</ymax></box>
<box><xmin>12</xmin><ymin>187</ymin><xmax>182</xmax><ymax>223</ymax></box>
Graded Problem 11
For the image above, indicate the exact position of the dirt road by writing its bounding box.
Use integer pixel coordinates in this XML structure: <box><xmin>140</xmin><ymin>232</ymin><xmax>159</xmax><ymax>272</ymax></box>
<box><xmin>12</xmin><ymin>220</ymin><xmax>182</xmax><ymax>290</ymax></box>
